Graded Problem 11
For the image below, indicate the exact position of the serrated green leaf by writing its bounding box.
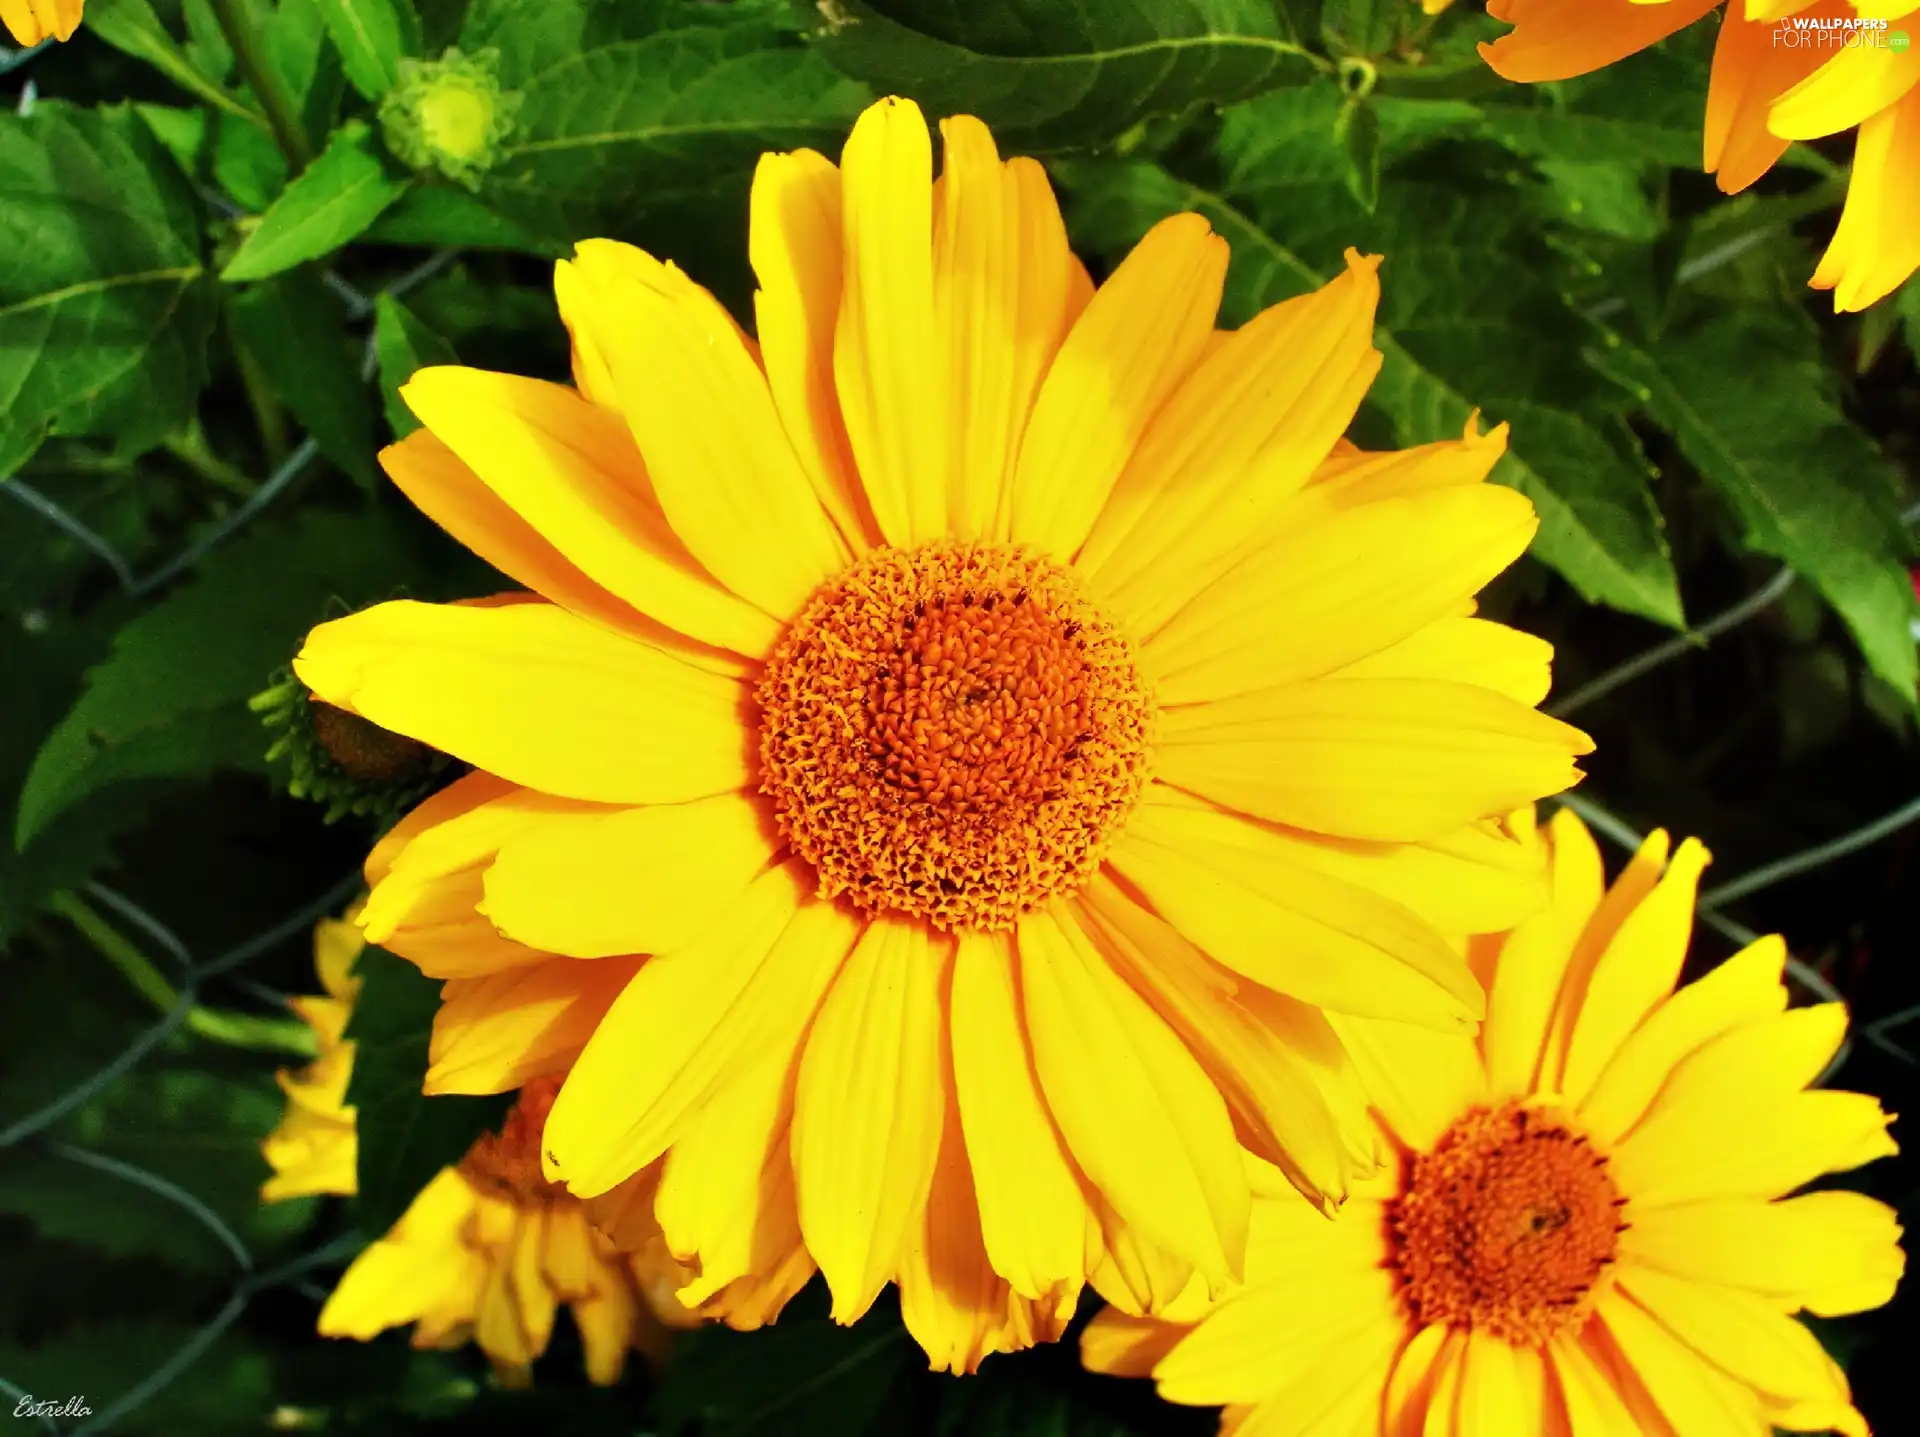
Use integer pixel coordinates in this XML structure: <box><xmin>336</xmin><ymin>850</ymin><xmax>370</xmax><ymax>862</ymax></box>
<box><xmin>212</xmin><ymin>108</ymin><xmax>288</xmax><ymax>211</ymax></box>
<box><xmin>223</xmin><ymin>121</ymin><xmax>409</xmax><ymax>282</ymax></box>
<box><xmin>1590</xmin><ymin>314</ymin><xmax>1919</xmax><ymax>695</ymax></box>
<box><xmin>267</xmin><ymin>0</ymin><xmax>351</xmax><ymax>150</ymax></box>
<box><xmin>1054</xmin><ymin>154</ymin><xmax>1684</xmax><ymax>628</ymax></box>
<box><xmin>475</xmin><ymin>11</ymin><xmax>867</xmax><ymax>297</ymax></box>
<box><xmin>812</xmin><ymin>0</ymin><xmax>1313</xmax><ymax>152</ymax></box>
<box><xmin>228</xmin><ymin>269</ymin><xmax>379</xmax><ymax>487</ymax></box>
<box><xmin>344</xmin><ymin>945</ymin><xmax>511</xmax><ymax>1235</ymax></box>
<box><xmin>14</xmin><ymin>507</ymin><xmax>431</xmax><ymax>847</ymax></box>
<box><xmin>0</xmin><ymin>103</ymin><xmax>215</xmax><ymax>468</ymax></box>
<box><xmin>133</xmin><ymin>103</ymin><xmax>212</xmax><ymax>178</ymax></box>
<box><xmin>374</xmin><ymin>293</ymin><xmax>457</xmax><ymax>438</ymax></box>
<box><xmin>316</xmin><ymin>0</ymin><xmax>422</xmax><ymax>100</ymax></box>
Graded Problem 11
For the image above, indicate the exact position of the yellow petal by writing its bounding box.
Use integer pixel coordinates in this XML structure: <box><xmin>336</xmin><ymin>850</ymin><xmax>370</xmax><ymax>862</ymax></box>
<box><xmin>565</xmin><ymin>239</ymin><xmax>850</xmax><ymax>618</ymax></box>
<box><xmin>1577</xmin><ymin>935</ymin><xmax>1789</xmax><ymax>1145</ymax></box>
<box><xmin>1082</xmin><ymin>251</ymin><xmax>1379</xmax><ymax>634</ymax></box>
<box><xmin>1110</xmin><ymin>797</ymin><xmax>1483</xmax><ymax>1029</ymax></box>
<box><xmin>1620</xmin><ymin>1191</ymin><xmax>1906</xmax><ymax>1315</ymax></box>
<box><xmin>382</xmin><ymin>428</ymin><xmax>715</xmax><ymax>653</ymax></box>
<box><xmin>401</xmin><ymin>367</ymin><xmax>777</xmax><ymax>657</ymax></box>
<box><xmin>749</xmin><ymin>147</ymin><xmax>875</xmax><ymax>549</ymax></box>
<box><xmin>1557</xmin><ymin>838</ymin><xmax>1711</xmax><ymax>1105</ymax></box>
<box><xmin>475</xmin><ymin>1205</ymin><xmax>558</xmax><ymax>1371</ymax></box>
<box><xmin>425</xmin><ymin>956</ymin><xmax>641</xmax><ymax>1095</ymax></box>
<box><xmin>1085</xmin><ymin>1193</ymin><xmax>1202</xmax><ymax>1318</ymax></box>
<box><xmin>1219</xmin><ymin>1308</ymin><xmax>1405</xmax><ymax>1437</ymax></box>
<box><xmin>1077</xmin><ymin>875</ymin><xmax>1375</xmax><ymax>1209</ymax></box>
<box><xmin>1006</xmin><ymin>212</ymin><xmax>1226</xmax><ymax>561</ymax></box>
<box><xmin>834</xmin><ymin>96</ymin><xmax>947</xmax><ymax>547</ymax></box>
<box><xmin>1080</xmin><ymin>1308</ymin><xmax>1194</xmax><ymax>1378</ymax></box>
<box><xmin>1595</xmin><ymin>1287</ymin><xmax>1765</xmax><ymax>1436</ymax></box>
<box><xmin>1608</xmin><ymin>1016</ymin><xmax>1894</xmax><ymax>1208</ymax></box>
<box><xmin>1456</xmin><ymin>1331</ymin><xmax>1550</xmax><ymax>1436</ymax></box>
<box><xmin>1384</xmin><ymin>1324</ymin><xmax>1459</xmax><ymax>1436</ymax></box>
<box><xmin>1159</xmin><ymin>679</ymin><xmax>1592</xmax><ymax>844</ymax></box>
<box><xmin>896</xmin><ymin>1071</ymin><xmax>1072</xmax><ymax>1373</ymax></box>
<box><xmin>1768</xmin><ymin>36</ymin><xmax>1920</xmax><ymax>140</ymax></box>
<box><xmin>542</xmin><ymin>863</ymin><xmax>822</xmax><ymax>1195</ymax></box>
<box><xmin>317</xmin><ymin>1168</ymin><xmax>485</xmax><ymax>1338</ymax></box>
<box><xmin>1327</xmin><ymin>1010</ymin><xmax>1483</xmax><ymax>1155</ymax></box>
<box><xmin>1481</xmin><ymin>807</ymin><xmax>1597</xmax><ymax>1099</ymax></box>
<box><xmin>1547</xmin><ymin>1331</ymin><xmax>1650</xmax><ymax>1436</ymax></box>
<box><xmin>1140</xmin><ymin>781</ymin><xmax>1544</xmax><ymax>941</ymax></box>
<box><xmin>1144</xmin><ymin>485</ymin><xmax>1538</xmax><ymax>703</ymax></box>
<box><xmin>481</xmin><ymin>792</ymin><xmax>779</xmax><ymax>958</ymax></box>
<box><xmin>792</xmin><ymin>914</ymin><xmax>949</xmax><ymax>1323</ymax></box>
<box><xmin>1617</xmin><ymin>1265</ymin><xmax>1852</xmax><ymax>1408</ymax></box>
<box><xmin>1018</xmin><ymin>906</ymin><xmax>1248</xmax><ymax>1293</ymax></box>
<box><xmin>1150</xmin><ymin>1262</ymin><xmax>1399</xmax><ymax>1405</ymax></box>
<box><xmin>1328</xmin><ymin>616</ymin><xmax>1556</xmax><ymax>707</ymax></box>
<box><xmin>934</xmin><ymin>118</ymin><xmax>1076</xmax><ymax>541</ymax></box>
<box><xmin>295</xmin><ymin>599</ymin><xmax>752</xmax><ymax>806</ymax></box>
<box><xmin>1808</xmin><ymin>88</ymin><xmax>1920</xmax><ymax>313</ymax></box>
<box><xmin>948</xmin><ymin>929</ymin><xmax>1089</xmax><ymax>1308</ymax></box>
<box><xmin>1478</xmin><ymin>0</ymin><xmax>1723</xmax><ymax>83</ymax></box>
<box><xmin>1302</xmin><ymin>413</ymin><xmax>1508</xmax><ymax>509</ymax></box>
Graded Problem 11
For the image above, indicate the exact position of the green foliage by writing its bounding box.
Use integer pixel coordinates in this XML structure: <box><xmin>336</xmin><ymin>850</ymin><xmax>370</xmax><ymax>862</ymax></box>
<box><xmin>4</xmin><ymin>1</ymin><xmax>1917</xmax><ymax>1433</ymax></box>
<box><xmin>15</xmin><ymin>507</ymin><xmax>433</xmax><ymax>847</ymax></box>
<box><xmin>222</xmin><ymin>119</ymin><xmax>410</xmax><ymax>279</ymax></box>
<box><xmin>343</xmin><ymin>944</ymin><xmax>512</xmax><ymax>1235</ymax></box>
<box><xmin>0</xmin><ymin>102</ymin><xmax>213</xmax><ymax>475</ymax></box>
<box><xmin>373</xmin><ymin>290</ymin><xmax>457</xmax><ymax>436</ymax></box>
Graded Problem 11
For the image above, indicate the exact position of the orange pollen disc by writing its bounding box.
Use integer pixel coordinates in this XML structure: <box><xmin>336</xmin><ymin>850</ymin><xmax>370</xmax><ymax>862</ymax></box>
<box><xmin>755</xmin><ymin>542</ymin><xmax>1155</xmax><ymax>932</ymax></box>
<box><xmin>1390</xmin><ymin>1102</ymin><xmax>1626</xmax><ymax>1344</ymax></box>
<box><xmin>459</xmin><ymin>1075</ymin><xmax>566</xmax><ymax>1207</ymax></box>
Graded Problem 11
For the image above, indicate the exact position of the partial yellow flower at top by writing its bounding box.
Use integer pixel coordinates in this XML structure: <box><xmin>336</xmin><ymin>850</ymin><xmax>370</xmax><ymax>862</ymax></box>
<box><xmin>291</xmin><ymin>92</ymin><xmax>1594</xmax><ymax>1372</ymax></box>
<box><xmin>1481</xmin><ymin>0</ymin><xmax>1920</xmax><ymax>312</ymax></box>
<box><xmin>1082</xmin><ymin>806</ymin><xmax>1904</xmax><ymax>1436</ymax></box>
<box><xmin>260</xmin><ymin>917</ymin><xmax>702</xmax><ymax>1387</ymax></box>
<box><xmin>0</xmin><ymin>0</ymin><xmax>81</xmax><ymax>46</ymax></box>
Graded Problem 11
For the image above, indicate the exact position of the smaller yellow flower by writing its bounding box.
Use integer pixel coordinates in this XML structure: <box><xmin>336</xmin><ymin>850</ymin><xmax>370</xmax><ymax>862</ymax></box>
<box><xmin>261</xmin><ymin>918</ymin><xmax>700</xmax><ymax>1386</ymax></box>
<box><xmin>1081</xmin><ymin>807</ymin><xmax>1904</xmax><ymax>1435</ymax></box>
<box><xmin>1</xmin><ymin>0</ymin><xmax>82</xmax><ymax>46</ymax></box>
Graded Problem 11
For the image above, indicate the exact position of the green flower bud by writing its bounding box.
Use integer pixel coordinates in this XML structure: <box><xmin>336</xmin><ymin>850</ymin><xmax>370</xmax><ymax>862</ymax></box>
<box><xmin>251</xmin><ymin>669</ymin><xmax>455</xmax><ymax>825</ymax></box>
<box><xmin>379</xmin><ymin>47</ymin><xmax>521</xmax><ymax>191</ymax></box>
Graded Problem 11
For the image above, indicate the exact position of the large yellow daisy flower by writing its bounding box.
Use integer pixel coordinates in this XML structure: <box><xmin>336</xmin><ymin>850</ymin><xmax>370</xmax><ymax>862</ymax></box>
<box><xmin>260</xmin><ymin>918</ymin><xmax>701</xmax><ymax>1386</ymax></box>
<box><xmin>292</xmin><ymin>94</ymin><xmax>1593</xmax><ymax>1371</ymax></box>
<box><xmin>1</xmin><ymin>0</ymin><xmax>81</xmax><ymax>46</ymax></box>
<box><xmin>1483</xmin><ymin>0</ymin><xmax>1920</xmax><ymax>312</ymax></box>
<box><xmin>1082</xmin><ymin>807</ymin><xmax>1904</xmax><ymax>1435</ymax></box>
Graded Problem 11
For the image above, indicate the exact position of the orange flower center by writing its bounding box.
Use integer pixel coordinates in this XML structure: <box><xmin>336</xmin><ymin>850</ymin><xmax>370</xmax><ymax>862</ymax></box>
<box><xmin>460</xmin><ymin>1076</ymin><xmax>565</xmax><ymax>1206</ymax></box>
<box><xmin>1390</xmin><ymin>1102</ymin><xmax>1625</xmax><ymax>1344</ymax></box>
<box><xmin>756</xmin><ymin>543</ymin><xmax>1154</xmax><ymax>931</ymax></box>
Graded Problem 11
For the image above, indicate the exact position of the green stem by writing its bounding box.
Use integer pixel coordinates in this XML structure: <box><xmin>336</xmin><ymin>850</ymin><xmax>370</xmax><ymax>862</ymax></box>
<box><xmin>50</xmin><ymin>892</ymin><xmax>317</xmax><ymax>1060</ymax></box>
<box><xmin>232</xmin><ymin>325</ymin><xmax>290</xmax><ymax>467</ymax></box>
<box><xmin>164</xmin><ymin>424</ymin><xmax>258</xmax><ymax>499</ymax></box>
<box><xmin>206</xmin><ymin>0</ymin><xmax>314</xmax><ymax>172</ymax></box>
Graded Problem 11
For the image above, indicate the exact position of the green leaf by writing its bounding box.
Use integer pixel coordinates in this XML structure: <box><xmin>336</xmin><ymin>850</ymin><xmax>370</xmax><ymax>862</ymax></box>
<box><xmin>1333</xmin><ymin>95</ymin><xmax>1379</xmax><ymax>213</ymax></box>
<box><xmin>1320</xmin><ymin>0</ymin><xmax>1403</xmax><ymax>57</ymax></box>
<box><xmin>133</xmin><ymin>103</ymin><xmax>212</xmax><ymax>178</ymax></box>
<box><xmin>0</xmin><ymin>103</ymin><xmax>214</xmax><ymax>471</ymax></box>
<box><xmin>316</xmin><ymin>0</ymin><xmax>422</xmax><ymax>100</ymax></box>
<box><xmin>1590</xmin><ymin>312</ymin><xmax>1919</xmax><ymax>695</ymax></box>
<box><xmin>0</xmin><ymin>1063</ymin><xmax>319</xmax><ymax>1273</ymax></box>
<box><xmin>363</xmin><ymin>183</ymin><xmax>555</xmax><ymax>253</ymax></box>
<box><xmin>86</xmin><ymin>0</ymin><xmax>270</xmax><ymax>129</ymax></box>
<box><xmin>14</xmin><ymin>507</ymin><xmax>432</xmax><ymax>847</ymax></box>
<box><xmin>812</xmin><ymin>0</ymin><xmax>1315</xmax><ymax>152</ymax></box>
<box><xmin>266</xmin><ymin>0</ymin><xmax>351</xmax><ymax>151</ymax></box>
<box><xmin>228</xmin><ymin>270</ymin><xmax>380</xmax><ymax>487</ymax></box>
<box><xmin>222</xmin><ymin>121</ymin><xmax>410</xmax><ymax>283</ymax></box>
<box><xmin>374</xmin><ymin>293</ymin><xmax>457</xmax><ymax>439</ymax></box>
<box><xmin>1054</xmin><ymin>152</ymin><xmax>1684</xmax><ymax>628</ymax></box>
<box><xmin>344</xmin><ymin>944</ymin><xmax>512</xmax><ymax>1235</ymax></box>
<box><xmin>475</xmin><ymin>8</ymin><xmax>867</xmax><ymax>299</ymax></box>
<box><xmin>652</xmin><ymin>1290</ymin><xmax>917</xmax><ymax>1437</ymax></box>
<box><xmin>0</xmin><ymin>1320</ymin><xmax>274</xmax><ymax>1437</ymax></box>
